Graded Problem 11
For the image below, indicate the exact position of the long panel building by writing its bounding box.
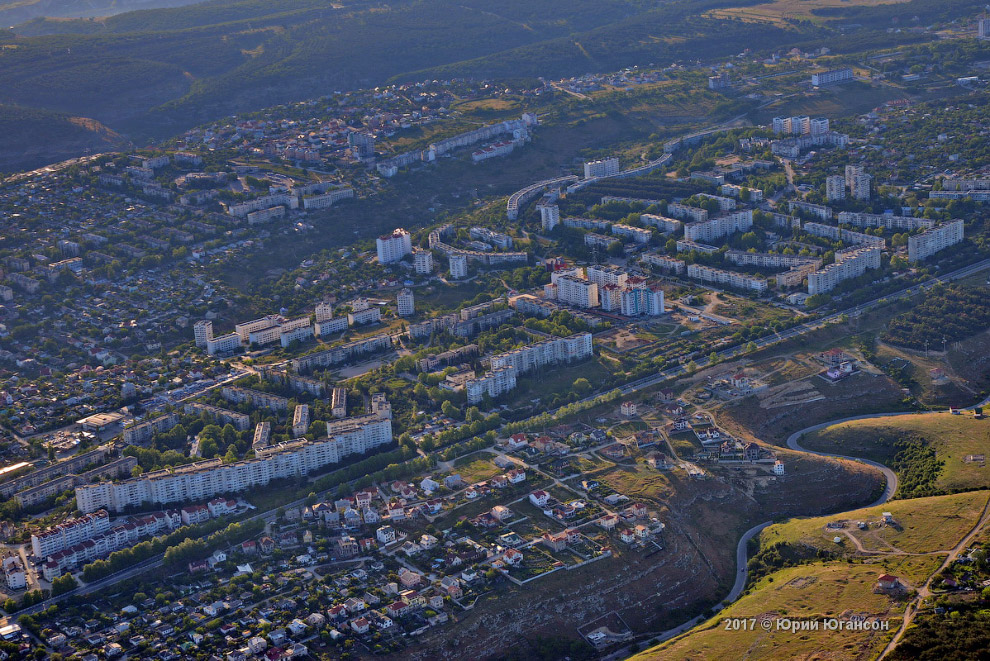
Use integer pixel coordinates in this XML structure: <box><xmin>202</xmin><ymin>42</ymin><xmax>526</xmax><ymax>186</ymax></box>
<box><xmin>807</xmin><ymin>246</ymin><xmax>881</xmax><ymax>295</ymax></box>
<box><xmin>907</xmin><ymin>219</ymin><xmax>964</xmax><ymax>262</ymax></box>
<box><xmin>75</xmin><ymin>399</ymin><xmax>394</xmax><ymax>513</ymax></box>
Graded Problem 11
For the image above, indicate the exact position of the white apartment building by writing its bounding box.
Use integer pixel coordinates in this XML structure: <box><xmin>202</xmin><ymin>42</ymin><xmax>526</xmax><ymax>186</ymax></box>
<box><xmin>207</xmin><ymin>333</ymin><xmax>240</xmax><ymax>357</ymax></box>
<box><xmin>684</xmin><ymin>210</ymin><xmax>753</xmax><ymax>243</ymax></box>
<box><xmin>348</xmin><ymin>307</ymin><xmax>381</xmax><ymax>326</ymax></box>
<box><xmin>836</xmin><ymin>211</ymin><xmax>933</xmax><ymax>231</ymax></box>
<box><xmin>849</xmin><ymin>172</ymin><xmax>872</xmax><ymax>200</ymax></box>
<box><xmin>584</xmin><ymin>158</ymin><xmax>620</xmax><ymax>179</ymax></box>
<box><xmin>620</xmin><ymin>284</ymin><xmax>665</xmax><ymax>316</ymax></box>
<box><xmin>725</xmin><ymin>250</ymin><xmax>822</xmax><ymax>270</ymax></box>
<box><xmin>600</xmin><ymin>284</ymin><xmax>622</xmax><ymax>312</ymax></box>
<box><xmin>811</xmin><ymin>68</ymin><xmax>853</xmax><ymax>86</ymax></box>
<box><xmin>667</xmin><ymin>203</ymin><xmax>709</xmax><ymax>223</ymax></box>
<box><xmin>788</xmin><ymin>200</ymin><xmax>832</xmax><ymax>220</ymax></box>
<box><xmin>301</xmin><ymin>188</ymin><xmax>354</xmax><ymax>210</ymax></box>
<box><xmin>611</xmin><ymin>223</ymin><xmax>652</xmax><ymax>244</ymax></box>
<box><xmin>491</xmin><ymin>333</ymin><xmax>593</xmax><ymax>376</ymax></box>
<box><xmin>538</xmin><ymin>203</ymin><xmax>560</xmax><ymax>232</ymax></box>
<box><xmin>123</xmin><ymin>413</ymin><xmax>180</xmax><ymax>446</ymax></box>
<box><xmin>469</xmin><ymin>227</ymin><xmax>513</xmax><ymax>249</ymax></box>
<box><xmin>553</xmin><ymin>275</ymin><xmax>600</xmax><ymax>308</ymax></box>
<box><xmin>979</xmin><ymin>16</ymin><xmax>990</xmax><ymax>39</ymax></box>
<box><xmin>641</xmin><ymin>253</ymin><xmax>686</xmax><ymax>274</ymax></box>
<box><xmin>280</xmin><ymin>325</ymin><xmax>313</xmax><ymax>348</ymax></box>
<box><xmin>376</xmin><ymin>228</ymin><xmax>413</xmax><ymax>264</ymax></box>
<box><xmin>292</xmin><ymin>404</ymin><xmax>310</xmax><ymax>438</ymax></box>
<box><xmin>413</xmin><ymin>249</ymin><xmax>433</xmax><ymax>275</ymax></box>
<box><xmin>397</xmin><ymin>289</ymin><xmax>415</xmax><ymax>317</ymax></box>
<box><xmin>639</xmin><ymin>214</ymin><xmax>682</xmax><ymax>233</ymax></box>
<box><xmin>807</xmin><ymin>246</ymin><xmax>881</xmax><ymax>295</ymax></box>
<box><xmin>720</xmin><ymin>184</ymin><xmax>763</xmax><ymax>201</ymax></box>
<box><xmin>246</xmin><ymin>206</ymin><xmax>286</xmax><ymax>226</ymax></box>
<box><xmin>825</xmin><ymin>175</ymin><xmax>846</xmax><ymax>202</ymax></box>
<box><xmin>465</xmin><ymin>366</ymin><xmax>518</xmax><ymax>404</ymax></box>
<box><xmin>449</xmin><ymin>254</ymin><xmax>468</xmax><ymax>279</ymax></box>
<box><xmin>907</xmin><ymin>220</ymin><xmax>964</xmax><ymax>262</ymax></box>
<box><xmin>315</xmin><ymin>317</ymin><xmax>348</xmax><ymax>336</ymax></box>
<box><xmin>586</xmin><ymin>264</ymin><xmax>628</xmax><ymax>289</ymax></box>
<box><xmin>32</xmin><ymin>510</ymin><xmax>112</xmax><ymax>558</ymax></box>
<box><xmin>696</xmin><ymin>193</ymin><xmax>736</xmax><ymax>211</ymax></box>
<box><xmin>315</xmin><ymin>302</ymin><xmax>335</xmax><ymax>323</ymax></box>
<box><xmin>76</xmin><ymin>404</ymin><xmax>394</xmax><ymax>513</ymax></box>
<box><xmin>193</xmin><ymin>320</ymin><xmax>213</xmax><ymax>348</ymax></box>
<box><xmin>249</xmin><ymin>325</ymin><xmax>282</xmax><ymax>347</ymax></box>
<box><xmin>803</xmin><ymin>222</ymin><xmax>886</xmax><ymax>248</ymax></box>
<box><xmin>686</xmin><ymin>264</ymin><xmax>768</xmax><ymax>293</ymax></box>
<box><xmin>235</xmin><ymin>316</ymin><xmax>281</xmax><ymax>343</ymax></box>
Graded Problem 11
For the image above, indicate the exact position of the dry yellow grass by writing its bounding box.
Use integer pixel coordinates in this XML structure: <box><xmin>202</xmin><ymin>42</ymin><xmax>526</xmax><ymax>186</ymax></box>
<box><xmin>707</xmin><ymin>0</ymin><xmax>908</xmax><ymax>27</ymax></box>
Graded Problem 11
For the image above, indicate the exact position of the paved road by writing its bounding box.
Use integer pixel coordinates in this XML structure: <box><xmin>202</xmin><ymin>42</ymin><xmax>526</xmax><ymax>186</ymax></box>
<box><xmin>8</xmin><ymin>256</ymin><xmax>990</xmax><ymax>627</ymax></box>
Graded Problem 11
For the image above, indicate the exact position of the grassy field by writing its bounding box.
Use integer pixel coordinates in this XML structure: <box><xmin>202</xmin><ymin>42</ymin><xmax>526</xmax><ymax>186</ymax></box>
<box><xmin>707</xmin><ymin>0</ymin><xmax>908</xmax><ymax>27</ymax></box>
<box><xmin>760</xmin><ymin>490</ymin><xmax>989</xmax><ymax>556</ymax></box>
<box><xmin>451</xmin><ymin>455</ymin><xmax>501</xmax><ymax>484</ymax></box>
<box><xmin>802</xmin><ymin>413</ymin><xmax>990</xmax><ymax>493</ymax></box>
<box><xmin>597</xmin><ymin>463</ymin><xmax>675</xmax><ymax>502</ymax></box>
<box><xmin>638</xmin><ymin>563</ymin><xmax>902</xmax><ymax>660</ymax></box>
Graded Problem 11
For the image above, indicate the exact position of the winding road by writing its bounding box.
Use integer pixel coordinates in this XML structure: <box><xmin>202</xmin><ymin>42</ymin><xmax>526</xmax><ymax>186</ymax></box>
<box><xmin>630</xmin><ymin>396</ymin><xmax>990</xmax><ymax>660</ymax></box>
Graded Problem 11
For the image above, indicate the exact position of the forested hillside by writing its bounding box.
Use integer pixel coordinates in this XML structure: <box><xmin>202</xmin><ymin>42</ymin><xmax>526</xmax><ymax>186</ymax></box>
<box><xmin>0</xmin><ymin>0</ymin><xmax>984</xmax><ymax>166</ymax></box>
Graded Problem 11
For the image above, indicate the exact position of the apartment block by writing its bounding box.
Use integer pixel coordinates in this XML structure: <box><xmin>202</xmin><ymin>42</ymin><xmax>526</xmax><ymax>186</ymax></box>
<box><xmin>412</xmin><ymin>249</ymin><xmax>434</xmax><ymax>275</ymax></box>
<box><xmin>641</xmin><ymin>253</ymin><xmax>686</xmax><ymax>274</ymax></box>
<box><xmin>396</xmin><ymin>289</ymin><xmax>415</xmax><ymax>317</ymax></box>
<box><xmin>803</xmin><ymin>222</ymin><xmax>886</xmax><ymax>248</ymax></box>
<box><xmin>620</xmin><ymin>283</ymin><xmax>665</xmax><ymax>316</ymax></box>
<box><xmin>907</xmin><ymin>220</ymin><xmax>964</xmax><ymax>262</ymax></box>
<box><xmin>667</xmin><ymin>203</ymin><xmax>709</xmax><ymax>223</ymax></box>
<box><xmin>611</xmin><ymin>223</ymin><xmax>652</xmax><ymax>244</ymax></box>
<box><xmin>330</xmin><ymin>387</ymin><xmax>348</xmax><ymax>418</ymax></box>
<box><xmin>825</xmin><ymin>175</ymin><xmax>846</xmax><ymax>202</ymax></box>
<box><xmin>291</xmin><ymin>334</ymin><xmax>393</xmax><ymax>373</ymax></box>
<box><xmin>836</xmin><ymin>211</ymin><xmax>934</xmax><ymax>231</ymax></box>
<box><xmin>807</xmin><ymin>246</ymin><xmax>881</xmax><ymax>295</ymax></box>
<box><xmin>788</xmin><ymin>200</ymin><xmax>833</xmax><ymax>221</ymax></box>
<box><xmin>584</xmin><ymin>158</ymin><xmax>620</xmax><ymax>179</ymax></box>
<box><xmin>221</xmin><ymin>387</ymin><xmax>289</xmax><ymax>412</ymax></box>
<box><xmin>77</xmin><ymin>403</ymin><xmax>393</xmax><ymax>513</ymax></box>
<box><xmin>639</xmin><ymin>214</ymin><xmax>682</xmax><ymax>233</ymax></box>
<box><xmin>686</xmin><ymin>264</ymin><xmax>768</xmax><ymax>293</ymax></box>
<box><xmin>549</xmin><ymin>275</ymin><xmax>600</xmax><ymax>308</ymax></box>
<box><xmin>183</xmin><ymin>403</ymin><xmax>251</xmax><ymax>431</ymax></box>
<box><xmin>684</xmin><ymin>210</ymin><xmax>753</xmax><ymax>243</ymax></box>
<box><xmin>538</xmin><ymin>203</ymin><xmax>560</xmax><ymax>232</ymax></box>
<box><xmin>811</xmin><ymin>68</ymin><xmax>853</xmax><ymax>86</ymax></box>
<box><xmin>292</xmin><ymin>404</ymin><xmax>310</xmax><ymax>438</ymax></box>
<box><xmin>32</xmin><ymin>510</ymin><xmax>111</xmax><ymax>558</ymax></box>
<box><xmin>123</xmin><ymin>413</ymin><xmax>180</xmax><ymax>446</ymax></box>
<box><xmin>586</xmin><ymin>265</ymin><xmax>629</xmax><ymax>289</ymax></box>
<box><xmin>252</xmin><ymin>422</ymin><xmax>272</xmax><ymax>450</ymax></box>
<box><xmin>348</xmin><ymin>307</ymin><xmax>381</xmax><ymax>326</ymax></box>
<box><xmin>449</xmin><ymin>254</ymin><xmax>468</xmax><ymax>279</ymax></box>
<box><xmin>465</xmin><ymin>366</ymin><xmax>518</xmax><ymax>404</ymax></box>
<box><xmin>491</xmin><ymin>333</ymin><xmax>593</xmax><ymax>375</ymax></box>
<box><xmin>206</xmin><ymin>333</ymin><xmax>240</xmax><ymax>356</ymax></box>
<box><xmin>376</xmin><ymin>228</ymin><xmax>413</xmax><ymax>264</ymax></box>
<box><xmin>469</xmin><ymin>227</ymin><xmax>513</xmax><ymax>249</ymax></box>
